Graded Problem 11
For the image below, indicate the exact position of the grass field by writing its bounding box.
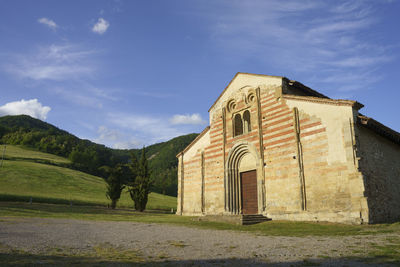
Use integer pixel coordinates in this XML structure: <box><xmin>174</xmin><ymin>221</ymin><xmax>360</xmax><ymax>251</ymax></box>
<box><xmin>0</xmin><ymin>145</ymin><xmax>176</xmax><ymax>210</ymax></box>
<box><xmin>2</xmin><ymin>144</ymin><xmax>70</xmax><ymax>165</ymax></box>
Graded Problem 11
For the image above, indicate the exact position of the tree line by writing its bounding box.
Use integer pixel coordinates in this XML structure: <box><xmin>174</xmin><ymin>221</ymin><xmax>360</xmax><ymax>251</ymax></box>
<box><xmin>0</xmin><ymin>115</ymin><xmax>198</xmax><ymax>197</ymax></box>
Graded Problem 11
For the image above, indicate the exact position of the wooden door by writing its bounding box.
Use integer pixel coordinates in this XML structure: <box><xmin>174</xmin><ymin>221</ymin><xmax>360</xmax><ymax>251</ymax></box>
<box><xmin>240</xmin><ymin>170</ymin><xmax>258</xmax><ymax>214</ymax></box>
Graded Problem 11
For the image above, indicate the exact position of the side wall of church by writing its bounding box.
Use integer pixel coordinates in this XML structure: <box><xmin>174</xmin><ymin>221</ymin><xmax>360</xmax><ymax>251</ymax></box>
<box><xmin>357</xmin><ymin>126</ymin><xmax>400</xmax><ymax>223</ymax></box>
<box><xmin>177</xmin><ymin>130</ymin><xmax>210</xmax><ymax>215</ymax></box>
<box><xmin>277</xmin><ymin>99</ymin><xmax>368</xmax><ymax>223</ymax></box>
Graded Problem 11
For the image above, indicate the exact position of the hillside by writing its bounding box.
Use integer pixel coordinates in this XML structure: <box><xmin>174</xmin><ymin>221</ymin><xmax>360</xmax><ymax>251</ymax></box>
<box><xmin>0</xmin><ymin>115</ymin><xmax>198</xmax><ymax>196</ymax></box>
<box><xmin>0</xmin><ymin>114</ymin><xmax>66</xmax><ymax>134</ymax></box>
<box><xmin>0</xmin><ymin>145</ymin><xmax>176</xmax><ymax>210</ymax></box>
<box><xmin>3</xmin><ymin>144</ymin><xmax>70</xmax><ymax>165</ymax></box>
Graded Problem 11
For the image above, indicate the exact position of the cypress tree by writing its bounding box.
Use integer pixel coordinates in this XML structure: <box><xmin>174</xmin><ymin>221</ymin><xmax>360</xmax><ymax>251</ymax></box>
<box><xmin>128</xmin><ymin>147</ymin><xmax>152</xmax><ymax>211</ymax></box>
<box><xmin>104</xmin><ymin>164</ymin><xmax>125</xmax><ymax>209</ymax></box>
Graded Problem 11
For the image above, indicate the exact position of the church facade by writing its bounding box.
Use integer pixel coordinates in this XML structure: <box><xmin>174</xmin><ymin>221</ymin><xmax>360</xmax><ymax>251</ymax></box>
<box><xmin>176</xmin><ymin>73</ymin><xmax>400</xmax><ymax>224</ymax></box>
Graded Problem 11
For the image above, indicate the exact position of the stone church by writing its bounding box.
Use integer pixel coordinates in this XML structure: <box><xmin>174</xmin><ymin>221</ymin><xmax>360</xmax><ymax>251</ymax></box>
<box><xmin>176</xmin><ymin>73</ymin><xmax>400</xmax><ymax>224</ymax></box>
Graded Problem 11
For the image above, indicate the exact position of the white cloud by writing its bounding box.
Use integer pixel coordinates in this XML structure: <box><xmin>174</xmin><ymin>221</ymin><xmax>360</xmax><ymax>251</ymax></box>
<box><xmin>50</xmin><ymin>84</ymin><xmax>119</xmax><ymax>109</ymax></box>
<box><xmin>4</xmin><ymin>44</ymin><xmax>95</xmax><ymax>81</ymax></box>
<box><xmin>52</xmin><ymin>87</ymin><xmax>103</xmax><ymax>109</ymax></box>
<box><xmin>170</xmin><ymin>113</ymin><xmax>206</xmax><ymax>125</ymax></box>
<box><xmin>329</xmin><ymin>56</ymin><xmax>391</xmax><ymax>68</ymax></box>
<box><xmin>191</xmin><ymin>0</ymin><xmax>395</xmax><ymax>94</ymax></box>
<box><xmin>1</xmin><ymin>43</ymin><xmax>119</xmax><ymax>111</ymax></box>
<box><xmin>129</xmin><ymin>90</ymin><xmax>175</xmax><ymax>99</ymax></box>
<box><xmin>94</xmin><ymin>126</ymin><xmax>140</xmax><ymax>149</ymax></box>
<box><xmin>45</xmin><ymin>44</ymin><xmax>95</xmax><ymax>62</ymax></box>
<box><xmin>92</xmin><ymin>112</ymin><xmax>206</xmax><ymax>148</ymax></box>
<box><xmin>107</xmin><ymin>113</ymin><xmax>185</xmax><ymax>145</ymax></box>
<box><xmin>306</xmin><ymin>19</ymin><xmax>373</xmax><ymax>40</ymax></box>
<box><xmin>14</xmin><ymin>65</ymin><xmax>92</xmax><ymax>81</ymax></box>
<box><xmin>97</xmin><ymin>126</ymin><xmax>118</xmax><ymax>142</ymax></box>
<box><xmin>0</xmin><ymin>99</ymin><xmax>51</xmax><ymax>120</ymax></box>
<box><xmin>92</xmin><ymin>18</ymin><xmax>110</xmax><ymax>35</ymax></box>
<box><xmin>38</xmin><ymin>17</ymin><xmax>58</xmax><ymax>30</ymax></box>
<box><xmin>88</xmin><ymin>86</ymin><xmax>119</xmax><ymax>101</ymax></box>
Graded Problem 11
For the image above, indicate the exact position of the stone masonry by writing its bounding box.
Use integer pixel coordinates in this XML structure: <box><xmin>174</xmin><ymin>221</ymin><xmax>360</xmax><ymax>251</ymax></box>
<box><xmin>176</xmin><ymin>73</ymin><xmax>400</xmax><ymax>224</ymax></box>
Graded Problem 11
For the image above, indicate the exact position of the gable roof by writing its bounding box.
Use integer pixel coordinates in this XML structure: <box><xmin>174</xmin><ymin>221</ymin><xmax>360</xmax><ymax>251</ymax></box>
<box><xmin>208</xmin><ymin>72</ymin><xmax>333</xmax><ymax>112</ymax></box>
<box><xmin>358</xmin><ymin>115</ymin><xmax>400</xmax><ymax>145</ymax></box>
<box><xmin>208</xmin><ymin>72</ymin><xmax>283</xmax><ymax>112</ymax></box>
<box><xmin>285</xmin><ymin>79</ymin><xmax>329</xmax><ymax>99</ymax></box>
<box><xmin>187</xmin><ymin>73</ymin><xmax>400</xmax><ymax>154</ymax></box>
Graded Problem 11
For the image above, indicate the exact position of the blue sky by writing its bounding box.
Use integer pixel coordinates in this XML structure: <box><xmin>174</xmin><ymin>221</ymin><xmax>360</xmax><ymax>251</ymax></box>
<box><xmin>1</xmin><ymin>0</ymin><xmax>399</xmax><ymax>149</ymax></box>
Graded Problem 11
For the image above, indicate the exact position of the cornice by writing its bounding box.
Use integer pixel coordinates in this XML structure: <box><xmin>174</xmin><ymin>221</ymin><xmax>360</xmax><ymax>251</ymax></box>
<box><xmin>282</xmin><ymin>94</ymin><xmax>364</xmax><ymax>110</ymax></box>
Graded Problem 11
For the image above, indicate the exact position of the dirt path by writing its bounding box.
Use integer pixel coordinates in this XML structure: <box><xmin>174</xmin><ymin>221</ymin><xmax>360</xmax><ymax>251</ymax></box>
<box><xmin>0</xmin><ymin>217</ymin><xmax>398</xmax><ymax>266</ymax></box>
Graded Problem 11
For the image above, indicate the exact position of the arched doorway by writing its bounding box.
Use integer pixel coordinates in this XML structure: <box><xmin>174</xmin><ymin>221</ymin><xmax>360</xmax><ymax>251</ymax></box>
<box><xmin>225</xmin><ymin>142</ymin><xmax>263</xmax><ymax>214</ymax></box>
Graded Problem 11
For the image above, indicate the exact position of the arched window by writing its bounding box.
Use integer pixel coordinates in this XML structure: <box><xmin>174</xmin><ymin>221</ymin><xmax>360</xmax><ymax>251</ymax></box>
<box><xmin>243</xmin><ymin>110</ymin><xmax>251</xmax><ymax>133</ymax></box>
<box><xmin>234</xmin><ymin>114</ymin><xmax>243</xmax><ymax>136</ymax></box>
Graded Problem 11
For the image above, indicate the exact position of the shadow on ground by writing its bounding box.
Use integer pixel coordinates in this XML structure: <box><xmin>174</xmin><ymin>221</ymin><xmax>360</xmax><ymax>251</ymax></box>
<box><xmin>1</xmin><ymin>252</ymin><xmax>397</xmax><ymax>266</ymax></box>
<box><xmin>0</xmin><ymin>201</ymin><xmax>171</xmax><ymax>215</ymax></box>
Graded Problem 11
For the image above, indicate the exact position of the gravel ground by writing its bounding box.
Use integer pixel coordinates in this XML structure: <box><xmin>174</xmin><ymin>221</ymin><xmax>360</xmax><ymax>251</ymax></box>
<box><xmin>0</xmin><ymin>217</ymin><xmax>398</xmax><ymax>266</ymax></box>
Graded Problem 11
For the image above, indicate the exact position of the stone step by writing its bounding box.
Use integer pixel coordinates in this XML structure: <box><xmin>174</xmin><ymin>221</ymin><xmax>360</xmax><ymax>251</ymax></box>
<box><xmin>240</xmin><ymin>214</ymin><xmax>271</xmax><ymax>225</ymax></box>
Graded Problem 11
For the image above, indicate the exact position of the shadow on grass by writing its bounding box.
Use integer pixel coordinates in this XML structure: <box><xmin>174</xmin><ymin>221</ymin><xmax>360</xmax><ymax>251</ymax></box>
<box><xmin>1</xmin><ymin>251</ymin><xmax>398</xmax><ymax>266</ymax></box>
<box><xmin>0</xmin><ymin>195</ymin><xmax>171</xmax><ymax>213</ymax></box>
<box><xmin>3</xmin><ymin>157</ymin><xmax>70</xmax><ymax>167</ymax></box>
<box><xmin>0</xmin><ymin>194</ymin><xmax>101</xmax><ymax>207</ymax></box>
<box><xmin>0</xmin><ymin>202</ymin><xmax>175</xmax><ymax>224</ymax></box>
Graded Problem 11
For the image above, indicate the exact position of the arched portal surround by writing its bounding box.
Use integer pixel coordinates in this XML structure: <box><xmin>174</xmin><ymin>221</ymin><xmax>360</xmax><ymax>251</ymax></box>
<box><xmin>225</xmin><ymin>141</ymin><xmax>265</xmax><ymax>214</ymax></box>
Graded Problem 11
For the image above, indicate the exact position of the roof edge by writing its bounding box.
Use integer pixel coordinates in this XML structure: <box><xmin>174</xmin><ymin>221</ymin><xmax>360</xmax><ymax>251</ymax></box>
<box><xmin>357</xmin><ymin>115</ymin><xmax>400</xmax><ymax>145</ymax></box>
<box><xmin>208</xmin><ymin>72</ymin><xmax>283</xmax><ymax>112</ymax></box>
<box><xmin>286</xmin><ymin>79</ymin><xmax>330</xmax><ymax>99</ymax></box>
<box><xmin>176</xmin><ymin>126</ymin><xmax>210</xmax><ymax>158</ymax></box>
<box><xmin>282</xmin><ymin>94</ymin><xmax>364</xmax><ymax>110</ymax></box>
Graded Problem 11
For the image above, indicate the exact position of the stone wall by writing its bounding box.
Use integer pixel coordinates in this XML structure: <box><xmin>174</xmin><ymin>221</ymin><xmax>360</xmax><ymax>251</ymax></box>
<box><xmin>357</xmin><ymin>126</ymin><xmax>400</xmax><ymax>223</ymax></box>
<box><xmin>260</xmin><ymin>92</ymin><xmax>368</xmax><ymax>224</ymax></box>
<box><xmin>203</xmin><ymin>112</ymin><xmax>225</xmax><ymax>214</ymax></box>
<box><xmin>177</xmin><ymin>129</ymin><xmax>210</xmax><ymax>215</ymax></box>
<box><xmin>178</xmin><ymin>74</ymin><xmax>379</xmax><ymax>224</ymax></box>
<box><xmin>261</xmin><ymin>89</ymin><xmax>302</xmax><ymax>214</ymax></box>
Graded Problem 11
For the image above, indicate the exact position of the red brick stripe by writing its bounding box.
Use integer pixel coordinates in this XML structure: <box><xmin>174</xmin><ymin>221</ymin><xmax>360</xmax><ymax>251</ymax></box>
<box><xmin>265</xmin><ymin>136</ymin><xmax>295</xmax><ymax>147</ymax></box>
<box><xmin>265</xmin><ymin>129</ymin><xmax>294</xmax><ymax>140</ymax></box>
<box><xmin>266</xmin><ymin>109</ymin><xmax>292</xmax><ymax>120</ymax></box>
<box><xmin>300</xmin><ymin>121</ymin><xmax>322</xmax><ymax>131</ymax></box>
<box><xmin>300</xmin><ymin>127</ymin><xmax>326</xmax><ymax>138</ymax></box>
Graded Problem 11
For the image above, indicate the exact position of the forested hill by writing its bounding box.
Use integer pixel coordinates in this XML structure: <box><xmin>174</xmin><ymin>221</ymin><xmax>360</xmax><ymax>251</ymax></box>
<box><xmin>0</xmin><ymin>115</ymin><xmax>198</xmax><ymax>196</ymax></box>
<box><xmin>0</xmin><ymin>115</ymin><xmax>68</xmax><ymax>136</ymax></box>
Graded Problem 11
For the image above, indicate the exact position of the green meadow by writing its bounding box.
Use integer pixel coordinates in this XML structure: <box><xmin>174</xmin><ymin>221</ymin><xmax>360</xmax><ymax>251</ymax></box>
<box><xmin>1</xmin><ymin>145</ymin><xmax>400</xmax><ymax>265</ymax></box>
<box><xmin>0</xmin><ymin>145</ymin><xmax>176</xmax><ymax>210</ymax></box>
<box><xmin>2</xmin><ymin>144</ymin><xmax>70</xmax><ymax>164</ymax></box>
<box><xmin>1</xmin><ymin>145</ymin><xmax>400</xmax><ymax>239</ymax></box>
